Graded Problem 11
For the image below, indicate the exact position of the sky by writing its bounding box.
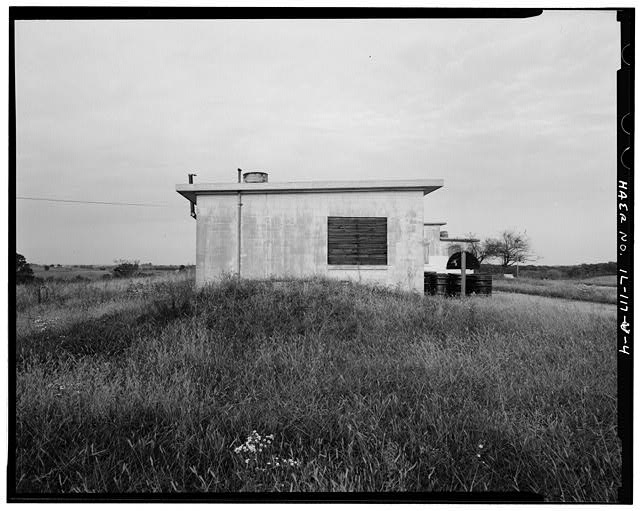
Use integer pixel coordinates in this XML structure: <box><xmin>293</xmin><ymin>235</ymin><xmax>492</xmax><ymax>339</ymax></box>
<box><xmin>15</xmin><ymin>11</ymin><xmax>619</xmax><ymax>266</ymax></box>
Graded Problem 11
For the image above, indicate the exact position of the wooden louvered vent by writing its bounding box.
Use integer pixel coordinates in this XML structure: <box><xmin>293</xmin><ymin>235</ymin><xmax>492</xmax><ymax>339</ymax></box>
<box><xmin>327</xmin><ymin>216</ymin><xmax>388</xmax><ymax>265</ymax></box>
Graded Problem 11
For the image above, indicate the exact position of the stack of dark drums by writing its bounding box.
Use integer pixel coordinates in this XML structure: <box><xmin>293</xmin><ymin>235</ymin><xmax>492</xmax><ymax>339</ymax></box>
<box><xmin>424</xmin><ymin>272</ymin><xmax>492</xmax><ymax>296</ymax></box>
<box><xmin>467</xmin><ymin>274</ymin><xmax>492</xmax><ymax>295</ymax></box>
<box><xmin>424</xmin><ymin>272</ymin><xmax>448</xmax><ymax>295</ymax></box>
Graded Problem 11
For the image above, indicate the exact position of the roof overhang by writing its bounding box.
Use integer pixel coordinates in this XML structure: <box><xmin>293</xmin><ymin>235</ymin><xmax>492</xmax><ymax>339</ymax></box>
<box><xmin>441</xmin><ymin>237</ymin><xmax>480</xmax><ymax>243</ymax></box>
<box><xmin>176</xmin><ymin>179</ymin><xmax>444</xmax><ymax>203</ymax></box>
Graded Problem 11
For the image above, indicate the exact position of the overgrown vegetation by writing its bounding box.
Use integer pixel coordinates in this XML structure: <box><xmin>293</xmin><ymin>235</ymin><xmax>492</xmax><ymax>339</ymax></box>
<box><xmin>26</xmin><ymin>264</ymin><xmax>194</xmax><ymax>283</ymax></box>
<box><xmin>16</xmin><ymin>253</ymin><xmax>35</xmax><ymax>284</ymax></box>
<box><xmin>493</xmin><ymin>277</ymin><xmax>617</xmax><ymax>304</ymax></box>
<box><xmin>112</xmin><ymin>259</ymin><xmax>141</xmax><ymax>278</ymax></box>
<box><xmin>14</xmin><ymin>275</ymin><xmax>619</xmax><ymax>500</ymax></box>
<box><xmin>480</xmin><ymin>262</ymin><xmax>616</xmax><ymax>280</ymax></box>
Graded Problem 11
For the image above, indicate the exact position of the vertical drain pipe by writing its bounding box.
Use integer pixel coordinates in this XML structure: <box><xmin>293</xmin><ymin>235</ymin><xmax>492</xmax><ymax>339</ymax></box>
<box><xmin>188</xmin><ymin>173</ymin><xmax>197</xmax><ymax>219</ymax></box>
<box><xmin>237</xmin><ymin>168</ymin><xmax>242</xmax><ymax>278</ymax></box>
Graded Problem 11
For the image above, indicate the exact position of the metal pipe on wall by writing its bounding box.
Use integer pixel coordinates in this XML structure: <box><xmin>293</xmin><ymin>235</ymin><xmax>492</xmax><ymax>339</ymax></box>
<box><xmin>188</xmin><ymin>173</ymin><xmax>197</xmax><ymax>219</ymax></box>
<box><xmin>237</xmin><ymin>169</ymin><xmax>242</xmax><ymax>277</ymax></box>
<box><xmin>461</xmin><ymin>251</ymin><xmax>466</xmax><ymax>296</ymax></box>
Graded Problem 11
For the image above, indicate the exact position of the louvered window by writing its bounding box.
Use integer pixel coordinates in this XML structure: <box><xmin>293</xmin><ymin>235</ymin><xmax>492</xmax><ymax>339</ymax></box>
<box><xmin>327</xmin><ymin>217</ymin><xmax>387</xmax><ymax>265</ymax></box>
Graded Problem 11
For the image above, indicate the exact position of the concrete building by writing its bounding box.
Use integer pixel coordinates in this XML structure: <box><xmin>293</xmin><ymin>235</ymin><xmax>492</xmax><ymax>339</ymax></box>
<box><xmin>177</xmin><ymin>173</ymin><xmax>443</xmax><ymax>292</ymax></box>
<box><xmin>423</xmin><ymin>223</ymin><xmax>479</xmax><ymax>274</ymax></box>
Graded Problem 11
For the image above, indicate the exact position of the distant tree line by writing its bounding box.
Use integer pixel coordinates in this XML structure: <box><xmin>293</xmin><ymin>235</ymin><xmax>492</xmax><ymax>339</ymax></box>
<box><xmin>15</xmin><ymin>255</ymin><xmax>193</xmax><ymax>284</ymax></box>
<box><xmin>463</xmin><ymin>230</ymin><xmax>615</xmax><ymax>279</ymax></box>
<box><xmin>111</xmin><ymin>260</ymin><xmax>191</xmax><ymax>278</ymax></box>
<box><xmin>479</xmin><ymin>262</ymin><xmax>616</xmax><ymax>280</ymax></box>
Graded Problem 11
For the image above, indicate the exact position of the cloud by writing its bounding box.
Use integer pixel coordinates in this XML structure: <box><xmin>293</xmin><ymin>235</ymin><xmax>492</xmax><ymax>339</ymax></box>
<box><xmin>15</xmin><ymin>12</ymin><xmax>618</xmax><ymax>265</ymax></box>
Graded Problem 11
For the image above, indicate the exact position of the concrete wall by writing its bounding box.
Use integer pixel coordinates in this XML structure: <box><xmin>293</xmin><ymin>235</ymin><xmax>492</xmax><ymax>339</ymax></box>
<box><xmin>195</xmin><ymin>190</ymin><xmax>425</xmax><ymax>291</ymax></box>
<box><xmin>423</xmin><ymin>225</ymin><xmax>475</xmax><ymax>274</ymax></box>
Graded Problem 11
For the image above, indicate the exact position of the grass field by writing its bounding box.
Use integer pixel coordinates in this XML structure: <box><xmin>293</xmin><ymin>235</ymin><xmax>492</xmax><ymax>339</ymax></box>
<box><xmin>576</xmin><ymin>275</ymin><xmax>617</xmax><ymax>287</ymax></box>
<box><xmin>14</xmin><ymin>274</ymin><xmax>620</xmax><ymax>500</ymax></box>
<box><xmin>30</xmin><ymin>264</ymin><xmax>185</xmax><ymax>282</ymax></box>
<box><xmin>493</xmin><ymin>276</ymin><xmax>617</xmax><ymax>304</ymax></box>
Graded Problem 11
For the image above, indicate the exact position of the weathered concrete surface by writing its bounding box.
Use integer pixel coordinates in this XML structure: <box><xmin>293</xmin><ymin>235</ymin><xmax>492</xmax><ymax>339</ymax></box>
<box><xmin>195</xmin><ymin>194</ymin><xmax>238</xmax><ymax>286</ymax></box>
<box><xmin>194</xmin><ymin>190</ymin><xmax>426</xmax><ymax>291</ymax></box>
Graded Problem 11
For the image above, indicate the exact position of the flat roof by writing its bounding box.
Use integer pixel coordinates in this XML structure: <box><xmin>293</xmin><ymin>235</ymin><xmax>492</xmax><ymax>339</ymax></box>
<box><xmin>441</xmin><ymin>237</ymin><xmax>480</xmax><ymax>243</ymax></box>
<box><xmin>176</xmin><ymin>178</ymin><xmax>444</xmax><ymax>203</ymax></box>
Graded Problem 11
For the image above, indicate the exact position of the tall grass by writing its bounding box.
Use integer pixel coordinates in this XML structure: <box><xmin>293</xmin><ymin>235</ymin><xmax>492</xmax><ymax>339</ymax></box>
<box><xmin>577</xmin><ymin>275</ymin><xmax>617</xmax><ymax>287</ymax></box>
<box><xmin>14</xmin><ymin>276</ymin><xmax>620</xmax><ymax>500</ymax></box>
<box><xmin>493</xmin><ymin>277</ymin><xmax>617</xmax><ymax>304</ymax></box>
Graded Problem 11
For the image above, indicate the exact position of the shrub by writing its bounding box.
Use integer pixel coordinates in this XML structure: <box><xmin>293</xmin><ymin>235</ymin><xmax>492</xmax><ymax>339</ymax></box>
<box><xmin>16</xmin><ymin>253</ymin><xmax>35</xmax><ymax>284</ymax></box>
<box><xmin>112</xmin><ymin>260</ymin><xmax>140</xmax><ymax>279</ymax></box>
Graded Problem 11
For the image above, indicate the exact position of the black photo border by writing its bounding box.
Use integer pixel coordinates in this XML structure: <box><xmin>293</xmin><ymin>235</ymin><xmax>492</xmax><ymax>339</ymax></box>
<box><xmin>7</xmin><ymin>6</ymin><xmax>633</xmax><ymax>504</ymax></box>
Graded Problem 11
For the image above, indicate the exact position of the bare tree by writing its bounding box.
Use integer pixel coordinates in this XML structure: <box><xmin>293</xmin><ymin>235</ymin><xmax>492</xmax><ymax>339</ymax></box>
<box><xmin>465</xmin><ymin>233</ymin><xmax>489</xmax><ymax>263</ymax></box>
<box><xmin>485</xmin><ymin>230</ymin><xmax>536</xmax><ymax>268</ymax></box>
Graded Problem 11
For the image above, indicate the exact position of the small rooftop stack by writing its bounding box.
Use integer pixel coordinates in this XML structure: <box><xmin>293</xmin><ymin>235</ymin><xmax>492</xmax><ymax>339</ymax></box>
<box><xmin>243</xmin><ymin>171</ymin><xmax>268</xmax><ymax>183</ymax></box>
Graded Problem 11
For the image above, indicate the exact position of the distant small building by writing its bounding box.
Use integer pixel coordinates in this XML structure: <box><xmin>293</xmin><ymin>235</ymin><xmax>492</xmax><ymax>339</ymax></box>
<box><xmin>423</xmin><ymin>223</ymin><xmax>479</xmax><ymax>274</ymax></box>
<box><xmin>177</xmin><ymin>173</ymin><xmax>444</xmax><ymax>292</ymax></box>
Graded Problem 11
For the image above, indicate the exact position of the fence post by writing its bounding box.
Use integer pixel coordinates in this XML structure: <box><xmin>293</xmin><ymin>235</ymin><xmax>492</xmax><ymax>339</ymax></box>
<box><xmin>37</xmin><ymin>285</ymin><xmax>49</xmax><ymax>304</ymax></box>
<box><xmin>461</xmin><ymin>251</ymin><xmax>466</xmax><ymax>297</ymax></box>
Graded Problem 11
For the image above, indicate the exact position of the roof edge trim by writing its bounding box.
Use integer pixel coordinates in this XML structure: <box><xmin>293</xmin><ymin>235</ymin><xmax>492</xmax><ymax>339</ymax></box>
<box><xmin>176</xmin><ymin>179</ymin><xmax>444</xmax><ymax>203</ymax></box>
